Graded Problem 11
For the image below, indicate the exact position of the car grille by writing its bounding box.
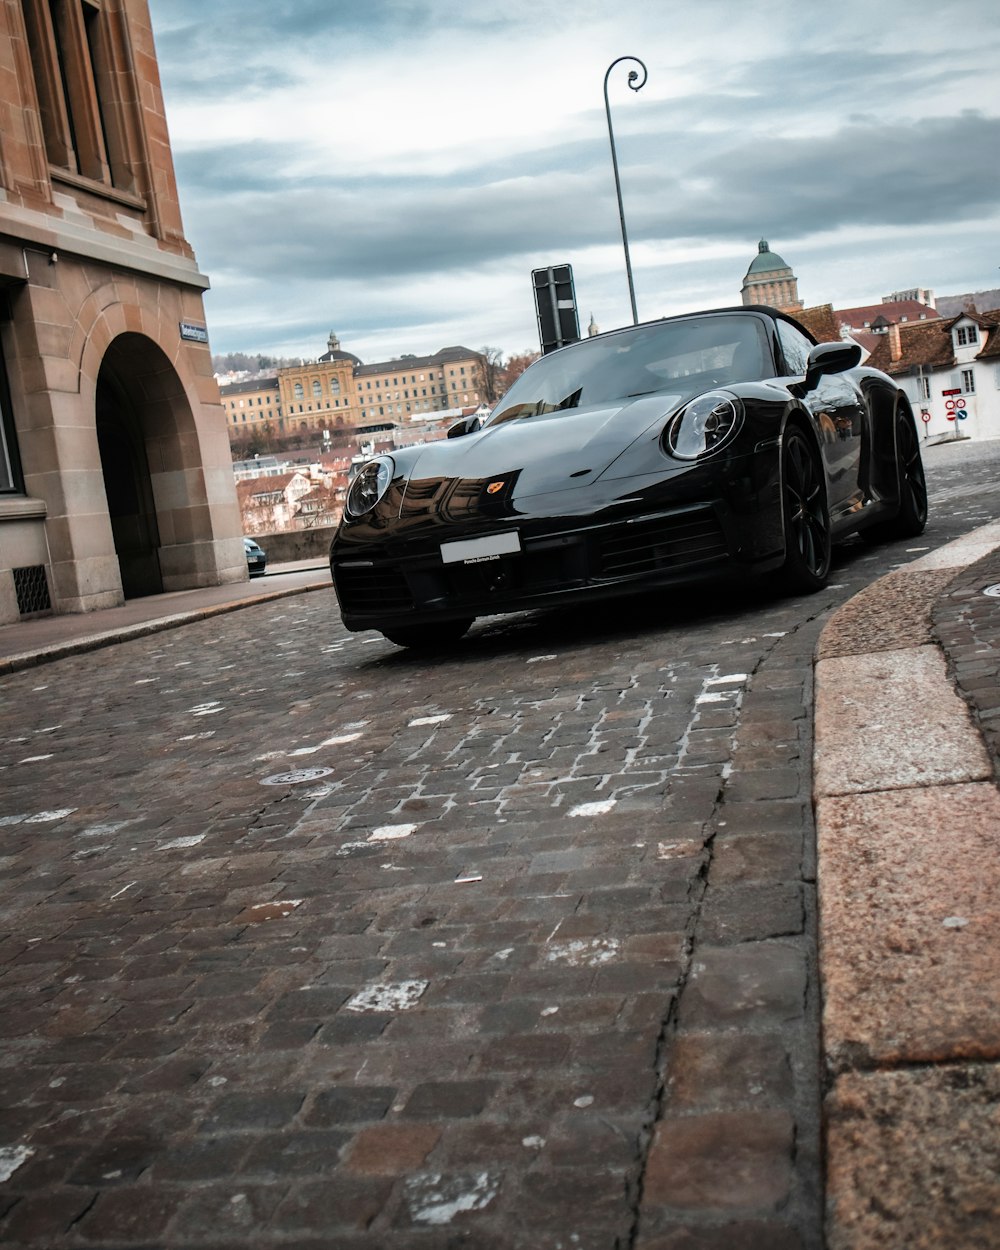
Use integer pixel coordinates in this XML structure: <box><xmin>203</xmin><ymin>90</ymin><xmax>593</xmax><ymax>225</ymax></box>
<box><xmin>594</xmin><ymin>510</ymin><xmax>727</xmax><ymax>577</ymax></box>
<box><xmin>334</xmin><ymin>563</ymin><xmax>413</xmax><ymax>613</ymax></box>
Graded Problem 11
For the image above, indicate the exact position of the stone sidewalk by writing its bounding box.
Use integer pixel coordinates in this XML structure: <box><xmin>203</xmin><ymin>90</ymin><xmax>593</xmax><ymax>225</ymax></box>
<box><xmin>814</xmin><ymin>522</ymin><xmax>1000</xmax><ymax>1249</ymax></box>
<box><xmin>0</xmin><ymin>561</ymin><xmax>331</xmax><ymax>676</ymax></box>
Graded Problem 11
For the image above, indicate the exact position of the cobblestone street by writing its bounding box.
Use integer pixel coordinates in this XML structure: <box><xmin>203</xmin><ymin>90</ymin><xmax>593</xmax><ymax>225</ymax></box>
<box><xmin>1</xmin><ymin>441</ymin><xmax>998</xmax><ymax>1249</ymax></box>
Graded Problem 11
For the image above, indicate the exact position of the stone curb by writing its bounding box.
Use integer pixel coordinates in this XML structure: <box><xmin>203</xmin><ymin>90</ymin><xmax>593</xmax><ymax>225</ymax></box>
<box><xmin>0</xmin><ymin>582</ymin><xmax>328</xmax><ymax>676</ymax></box>
<box><xmin>814</xmin><ymin>524</ymin><xmax>1000</xmax><ymax>1250</ymax></box>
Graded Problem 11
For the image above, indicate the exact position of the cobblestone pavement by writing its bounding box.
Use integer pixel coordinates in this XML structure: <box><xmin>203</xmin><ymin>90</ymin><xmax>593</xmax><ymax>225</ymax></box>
<box><xmin>1</xmin><ymin>439</ymin><xmax>999</xmax><ymax>1249</ymax></box>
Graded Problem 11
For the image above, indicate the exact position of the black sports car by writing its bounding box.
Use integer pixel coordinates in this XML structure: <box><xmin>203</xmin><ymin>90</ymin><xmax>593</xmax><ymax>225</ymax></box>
<box><xmin>330</xmin><ymin>306</ymin><xmax>927</xmax><ymax>648</ymax></box>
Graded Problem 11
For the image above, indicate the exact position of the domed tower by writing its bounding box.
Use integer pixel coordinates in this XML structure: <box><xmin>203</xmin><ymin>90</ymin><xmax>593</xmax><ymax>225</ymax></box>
<box><xmin>318</xmin><ymin>331</ymin><xmax>361</xmax><ymax>366</ymax></box>
<box><xmin>741</xmin><ymin>240</ymin><xmax>802</xmax><ymax>311</ymax></box>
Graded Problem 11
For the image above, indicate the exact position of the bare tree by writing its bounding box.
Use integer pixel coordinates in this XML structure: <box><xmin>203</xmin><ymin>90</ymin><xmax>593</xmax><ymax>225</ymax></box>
<box><xmin>475</xmin><ymin>346</ymin><xmax>506</xmax><ymax>404</ymax></box>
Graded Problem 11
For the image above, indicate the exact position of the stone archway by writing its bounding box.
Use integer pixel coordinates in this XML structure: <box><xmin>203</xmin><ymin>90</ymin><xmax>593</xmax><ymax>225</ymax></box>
<box><xmin>96</xmin><ymin>364</ymin><xmax>163</xmax><ymax>598</ymax></box>
<box><xmin>94</xmin><ymin>332</ymin><xmax>204</xmax><ymax>599</ymax></box>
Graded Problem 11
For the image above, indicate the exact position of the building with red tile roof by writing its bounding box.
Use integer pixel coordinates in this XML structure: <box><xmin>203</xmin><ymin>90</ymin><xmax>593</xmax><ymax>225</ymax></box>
<box><xmin>865</xmin><ymin>310</ymin><xmax>1000</xmax><ymax>443</ymax></box>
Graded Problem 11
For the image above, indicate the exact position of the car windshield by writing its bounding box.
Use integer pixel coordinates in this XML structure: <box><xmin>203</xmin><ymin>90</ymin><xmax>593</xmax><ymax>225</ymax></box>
<box><xmin>487</xmin><ymin>315</ymin><xmax>771</xmax><ymax>426</ymax></box>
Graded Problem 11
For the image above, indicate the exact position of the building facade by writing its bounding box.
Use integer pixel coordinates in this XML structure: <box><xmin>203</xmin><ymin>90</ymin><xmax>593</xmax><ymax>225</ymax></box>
<box><xmin>220</xmin><ymin>333</ymin><xmax>484</xmax><ymax>447</ymax></box>
<box><xmin>0</xmin><ymin>0</ymin><xmax>244</xmax><ymax>624</ymax></box>
<box><xmin>865</xmin><ymin>311</ymin><xmax>1000</xmax><ymax>443</ymax></box>
<box><xmin>220</xmin><ymin>376</ymin><xmax>282</xmax><ymax>441</ymax></box>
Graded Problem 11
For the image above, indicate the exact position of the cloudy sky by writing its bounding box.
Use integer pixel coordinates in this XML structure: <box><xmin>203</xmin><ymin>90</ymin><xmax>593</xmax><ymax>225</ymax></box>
<box><xmin>146</xmin><ymin>0</ymin><xmax>999</xmax><ymax>366</ymax></box>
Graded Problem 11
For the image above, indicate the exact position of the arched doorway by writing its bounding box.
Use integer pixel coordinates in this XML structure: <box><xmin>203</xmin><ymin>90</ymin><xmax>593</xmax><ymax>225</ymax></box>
<box><xmin>96</xmin><ymin>359</ymin><xmax>163</xmax><ymax>598</ymax></box>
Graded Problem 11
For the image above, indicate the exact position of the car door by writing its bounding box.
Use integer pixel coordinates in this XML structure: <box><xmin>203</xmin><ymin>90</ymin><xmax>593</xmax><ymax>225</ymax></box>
<box><xmin>775</xmin><ymin>320</ymin><xmax>867</xmax><ymax>522</ymax></box>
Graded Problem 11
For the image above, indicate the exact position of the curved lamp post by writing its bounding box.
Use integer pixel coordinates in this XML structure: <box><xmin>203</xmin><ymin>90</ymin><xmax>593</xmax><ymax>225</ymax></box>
<box><xmin>603</xmin><ymin>56</ymin><xmax>648</xmax><ymax>325</ymax></box>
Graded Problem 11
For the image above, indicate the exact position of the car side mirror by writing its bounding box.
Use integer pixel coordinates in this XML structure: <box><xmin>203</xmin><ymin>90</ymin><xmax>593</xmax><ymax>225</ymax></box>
<box><xmin>447</xmin><ymin>415</ymin><xmax>482</xmax><ymax>439</ymax></box>
<box><xmin>803</xmin><ymin>341</ymin><xmax>862</xmax><ymax>390</ymax></box>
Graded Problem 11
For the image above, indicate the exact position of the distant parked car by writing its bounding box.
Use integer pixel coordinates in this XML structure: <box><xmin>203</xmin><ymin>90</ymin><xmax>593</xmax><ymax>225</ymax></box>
<box><xmin>244</xmin><ymin>537</ymin><xmax>267</xmax><ymax>577</ymax></box>
<box><xmin>329</xmin><ymin>305</ymin><xmax>927</xmax><ymax>648</ymax></box>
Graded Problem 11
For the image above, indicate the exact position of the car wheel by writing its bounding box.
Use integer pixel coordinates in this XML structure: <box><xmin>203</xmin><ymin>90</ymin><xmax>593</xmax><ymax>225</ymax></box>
<box><xmin>778</xmin><ymin>426</ymin><xmax>831</xmax><ymax>593</ymax></box>
<box><xmin>380</xmin><ymin>619</ymin><xmax>474</xmax><ymax>649</ymax></box>
<box><xmin>870</xmin><ymin>409</ymin><xmax>929</xmax><ymax>542</ymax></box>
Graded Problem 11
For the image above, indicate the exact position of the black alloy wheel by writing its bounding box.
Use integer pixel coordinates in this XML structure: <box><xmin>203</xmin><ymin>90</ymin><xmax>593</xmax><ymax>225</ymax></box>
<box><xmin>861</xmin><ymin>408</ymin><xmax>929</xmax><ymax>543</ymax></box>
<box><xmin>779</xmin><ymin>426</ymin><xmax>832</xmax><ymax>593</ymax></box>
<box><xmin>891</xmin><ymin>410</ymin><xmax>928</xmax><ymax>536</ymax></box>
<box><xmin>380</xmin><ymin>618</ymin><xmax>474</xmax><ymax>649</ymax></box>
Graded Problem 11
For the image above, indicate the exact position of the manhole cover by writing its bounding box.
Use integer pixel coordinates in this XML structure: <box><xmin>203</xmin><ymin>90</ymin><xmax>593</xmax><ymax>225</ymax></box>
<box><xmin>982</xmin><ymin>585</ymin><xmax>1000</xmax><ymax>598</ymax></box>
<box><xmin>261</xmin><ymin>767</ymin><xmax>334</xmax><ymax>786</ymax></box>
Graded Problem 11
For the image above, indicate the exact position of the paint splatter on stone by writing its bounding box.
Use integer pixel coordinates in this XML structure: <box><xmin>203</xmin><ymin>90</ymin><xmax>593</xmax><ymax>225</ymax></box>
<box><xmin>568</xmin><ymin>799</ymin><xmax>616</xmax><ymax>818</ymax></box>
<box><xmin>0</xmin><ymin>1145</ymin><xmax>35</xmax><ymax>1182</ymax></box>
<box><xmin>545</xmin><ymin>938</ymin><xmax>620</xmax><ymax>967</ymax></box>
<box><xmin>345</xmin><ymin>980</ymin><xmax>428</xmax><ymax>1013</ymax></box>
<box><xmin>404</xmin><ymin>1170</ymin><xmax>500</xmax><ymax>1225</ymax></box>
<box><xmin>369</xmin><ymin>823</ymin><xmax>419</xmax><ymax>841</ymax></box>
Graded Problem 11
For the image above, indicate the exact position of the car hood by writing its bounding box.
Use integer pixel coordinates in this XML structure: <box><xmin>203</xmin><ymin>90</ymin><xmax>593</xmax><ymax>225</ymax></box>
<box><xmin>399</xmin><ymin>394</ymin><xmax>681</xmax><ymax>508</ymax></box>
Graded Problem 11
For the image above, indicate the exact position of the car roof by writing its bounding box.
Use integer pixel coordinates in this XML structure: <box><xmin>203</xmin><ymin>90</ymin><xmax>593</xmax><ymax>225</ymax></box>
<box><xmin>590</xmin><ymin>305</ymin><xmax>818</xmax><ymax>346</ymax></box>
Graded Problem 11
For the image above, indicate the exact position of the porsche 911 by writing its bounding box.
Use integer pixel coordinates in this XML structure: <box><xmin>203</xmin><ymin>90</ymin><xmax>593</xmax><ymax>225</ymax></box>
<box><xmin>330</xmin><ymin>306</ymin><xmax>927</xmax><ymax>648</ymax></box>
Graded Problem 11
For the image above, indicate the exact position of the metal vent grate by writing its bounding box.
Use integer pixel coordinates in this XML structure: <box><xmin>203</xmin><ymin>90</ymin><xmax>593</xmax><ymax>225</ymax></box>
<box><xmin>13</xmin><ymin>565</ymin><xmax>52</xmax><ymax>617</ymax></box>
<box><xmin>333</xmin><ymin>563</ymin><xmax>413</xmax><ymax>613</ymax></box>
<box><xmin>595</xmin><ymin>511</ymin><xmax>728</xmax><ymax>577</ymax></box>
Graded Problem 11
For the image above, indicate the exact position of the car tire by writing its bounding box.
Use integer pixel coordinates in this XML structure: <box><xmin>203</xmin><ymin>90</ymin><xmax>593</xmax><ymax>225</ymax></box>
<box><xmin>380</xmin><ymin>619</ymin><xmax>474</xmax><ymax>649</ymax></box>
<box><xmin>778</xmin><ymin>426</ymin><xmax>831</xmax><ymax>594</ymax></box>
<box><xmin>862</xmin><ymin>409</ymin><xmax>928</xmax><ymax>543</ymax></box>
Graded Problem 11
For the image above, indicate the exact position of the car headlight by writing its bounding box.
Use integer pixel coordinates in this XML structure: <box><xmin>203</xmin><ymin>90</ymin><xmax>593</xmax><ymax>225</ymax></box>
<box><xmin>346</xmin><ymin>456</ymin><xmax>394</xmax><ymax>517</ymax></box>
<box><xmin>665</xmin><ymin>391</ymin><xmax>744</xmax><ymax>460</ymax></box>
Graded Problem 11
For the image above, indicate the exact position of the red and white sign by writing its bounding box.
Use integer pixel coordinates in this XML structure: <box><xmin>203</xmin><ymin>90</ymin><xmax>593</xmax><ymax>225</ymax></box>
<box><xmin>945</xmin><ymin>396</ymin><xmax>967</xmax><ymax>422</ymax></box>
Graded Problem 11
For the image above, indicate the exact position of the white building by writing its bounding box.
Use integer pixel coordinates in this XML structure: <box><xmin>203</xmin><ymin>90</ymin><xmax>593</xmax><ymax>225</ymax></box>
<box><xmin>865</xmin><ymin>311</ymin><xmax>1000</xmax><ymax>444</ymax></box>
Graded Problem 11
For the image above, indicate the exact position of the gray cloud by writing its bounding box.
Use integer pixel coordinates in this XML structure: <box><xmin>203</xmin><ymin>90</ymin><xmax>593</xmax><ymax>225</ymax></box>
<box><xmin>148</xmin><ymin>0</ymin><xmax>1000</xmax><ymax>357</ymax></box>
<box><xmin>181</xmin><ymin>111</ymin><xmax>1000</xmax><ymax>291</ymax></box>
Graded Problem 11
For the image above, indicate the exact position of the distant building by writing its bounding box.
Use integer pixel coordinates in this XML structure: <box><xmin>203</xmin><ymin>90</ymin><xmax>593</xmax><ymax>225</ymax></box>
<box><xmin>220</xmin><ymin>333</ymin><xmax>484</xmax><ymax>447</ymax></box>
<box><xmin>0</xmin><ymin>0</ymin><xmax>245</xmax><ymax>624</ymax></box>
<box><xmin>884</xmin><ymin>287</ymin><xmax>935</xmax><ymax>309</ymax></box>
<box><xmin>236</xmin><ymin>468</ymin><xmax>341</xmax><ymax>534</ymax></box>
<box><xmin>865</xmin><ymin>310</ymin><xmax>1000</xmax><ymax>443</ymax></box>
<box><xmin>832</xmin><ymin>300</ymin><xmax>939</xmax><ymax>335</ymax></box>
<box><xmin>220</xmin><ymin>377</ymin><xmax>282</xmax><ymax>442</ymax></box>
<box><xmin>741</xmin><ymin>240</ymin><xmax>803</xmax><ymax>312</ymax></box>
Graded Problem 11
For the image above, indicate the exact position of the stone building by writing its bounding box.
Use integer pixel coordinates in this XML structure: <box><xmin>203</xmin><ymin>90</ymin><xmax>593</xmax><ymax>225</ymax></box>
<box><xmin>220</xmin><ymin>333</ymin><xmax>484</xmax><ymax>447</ymax></box>
<box><xmin>220</xmin><ymin>376</ymin><xmax>281</xmax><ymax>444</ymax></box>
<box><xmin>0</xmin><ymin>0</ymin><xmax>244</xmax><ymax>624</ymax></box>
<box><xmin>741</xmin><ymin>240</ymin><xmax>803</xmax><ymax>312</ymax></box>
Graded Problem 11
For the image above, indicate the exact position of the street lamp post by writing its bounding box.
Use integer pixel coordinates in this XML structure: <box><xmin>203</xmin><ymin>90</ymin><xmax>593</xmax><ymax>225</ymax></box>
<box><xmin>603</xmin><ymin>56</ymin><xmax>648</xmax><ymax>325</ymax></box>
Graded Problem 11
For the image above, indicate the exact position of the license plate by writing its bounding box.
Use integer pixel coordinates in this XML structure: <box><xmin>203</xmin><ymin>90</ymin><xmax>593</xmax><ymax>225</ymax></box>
<box><xmin>440</xmin><ymin>532</ymin><xmax>521</xmax><ymax>564</ymax></box>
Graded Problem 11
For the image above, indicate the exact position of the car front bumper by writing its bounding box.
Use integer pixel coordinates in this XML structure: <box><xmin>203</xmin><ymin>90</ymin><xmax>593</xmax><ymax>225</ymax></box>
<box><xmin>331</xmin><ymin>489</ymin><xmax>784</xmax><ymax>633</ymax></box>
